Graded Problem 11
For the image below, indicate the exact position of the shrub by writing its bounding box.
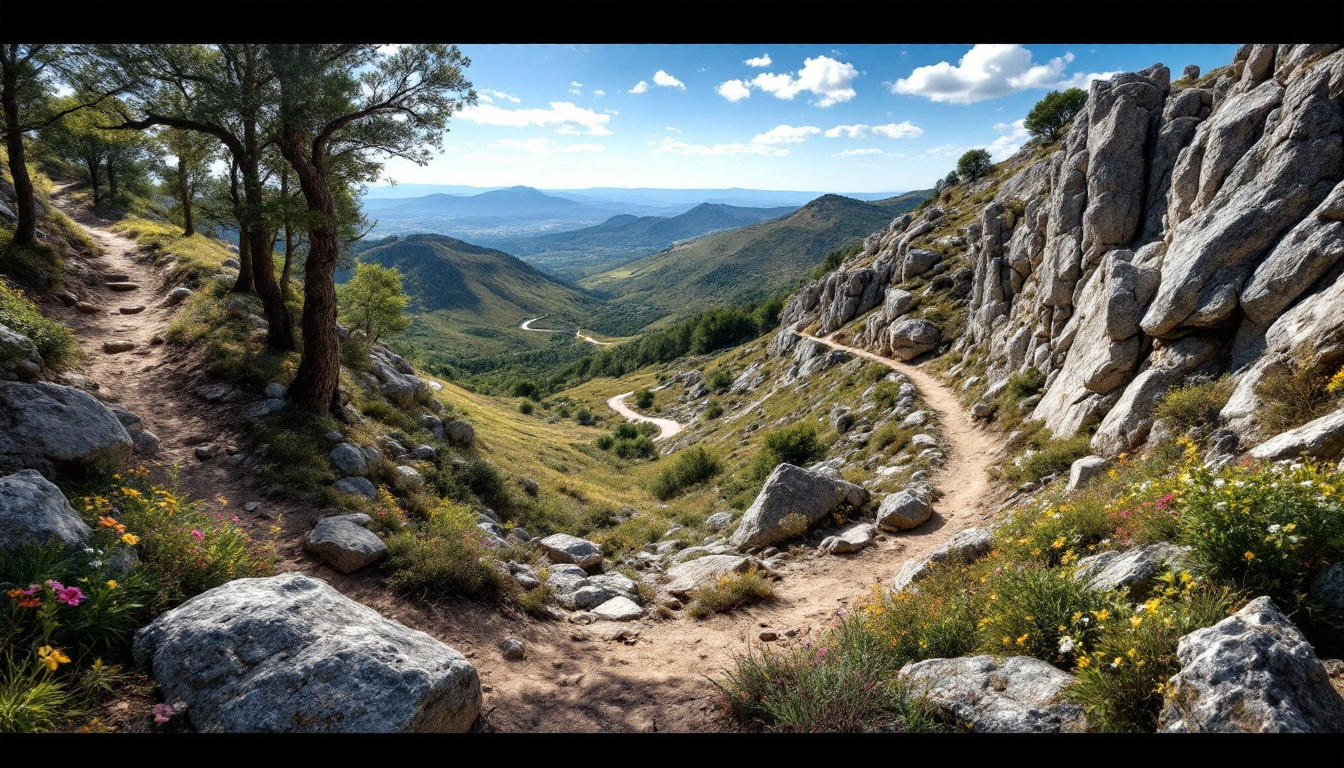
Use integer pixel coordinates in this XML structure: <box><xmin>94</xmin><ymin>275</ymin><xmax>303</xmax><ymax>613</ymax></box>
<box><xmin>872</xmin><ymin>381</ymin><xmax>902</xmax><ymax>411</ymax></box>
<box><xmin>977</xmin><ymin>564</ymin><xmax>1108</xmax><ymax>669</ymax></box>
<box><xmin>707</xmin><ymin>368</ymin><xmax>734</xmax><ymax>391</ymax></box>
<box><xmin>869</xmin><ymin>423</ymin><xmax>910</xmax><ymax>454</ymax></box>
<box><xmin>687</xmin><ymin>569</ymin><xmax>775</xmax><ymax>618</ymax></box>
<box><xmin>518</xmin><ymin>400</ymin><xmax>534</xmax><ymax>415</ymax></box>
<box><xmin>1005</xmin><ymin>367</ymin><xmax>1046</xmax><ymax>401</ymax></box>
<box><xmin>858</xmin><ymin>569</ymin><xmax>982</xmax><ymax>669</ymax></box>
<box><xmin>1254</xmin><ymin>352</ymin><xmax>1339</xmax><ymax>433</ymax></box>
<box><xmin>1011</xmin><ymin>432</ymin><xmax>1094</xmax><ymax>485</ymax></box>
<box><xmin>0</xmin><ymin>283</ymin><xmax>78</xmax><ymax>370</ymax></box>
<box><xmin>613</xmin><ymin>436</ymin><xmax>657</xmax><ymax>461</ymax></box>
<box><xmin>614</xmin><ymin>422</ymin><xmax>640</xmax><ymax>440</ymax></box>
<box><xmin>650</xmin><ymin>446</ymin><xmax>723</xmax><ymax>500</ymax></box>
<box><xmin>748</xmin><ymin>423</ymin><xmax>826</xmax><ymax>481</ymax></box>
<box><xmin>704</xmin><ymin>401</ymin><xmax>724</xmax><ymax>420</ymax></box>
<box><xmin>340</xmin><ymin>328</ymin><xmax>373</xmax><ymax>373</ymax></box>
<box><xmin>594</xmin><ymin>434</ymin><xmax>615</xmax><ymax>451</ymax></box>
<box><xmin>1152</xmin><ymin>376</ymin><xmax>1234</xmax><ymax>434</ymax></box>
<box><xmin>632</xmin><ymin>389</ymin><xmax>654</xmax><ymax>409</ymax></box>
<box><xmin>383</xmin><ymin>500</ymin><xmax>515</xmax><ymax>602</ymax></box>
<box><xmin>336</xmin><ymin>262</ymin><xmax>411</xmax><ymax>344</ymax></box>
<box><xmin>575</xmin><ymin>407</ymin><xmax>595</xmax><ymax>426</ymax></box>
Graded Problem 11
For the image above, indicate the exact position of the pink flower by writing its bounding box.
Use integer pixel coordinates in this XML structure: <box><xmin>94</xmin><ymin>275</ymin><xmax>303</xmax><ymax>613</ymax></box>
<box><xmin>45</xmin><ymin>579</ymin><xmax>64</xmax><ymax>592</ymax></box>
<box><xmin>152</xmin><ymin>703</ymin><xmax>174</xmax><ymax>724</ymax></box>
<box><xmin>190</xmin><ymin>529</ymin><xmax>204</xmax><ymax>541</ymax></box>
<box><xmin>56</xmin><ymin>586</ymin><xmax>85</xmax><ymax>607</ymax></box>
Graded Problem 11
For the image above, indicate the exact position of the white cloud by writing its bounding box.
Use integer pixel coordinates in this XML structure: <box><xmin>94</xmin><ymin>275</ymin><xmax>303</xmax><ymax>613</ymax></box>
<box><xmin>653</xmin><ymin>70</ymin><xmax>685</xmax><ymax>89</ymax></box>
<box><xmin>458</xmin><ymin>101</ymin><xmax>612</xmax><ymax>135</ymax></box>
<box><xmin>652</xmin><ymin>137</ymin><xmax>787</xmax><ymax>157</ymax></box>
<box><xmin>630</xmin><ymin>81</ymin><xmax>649</xmax><ymax>94</ymax></box>
<box><xmin>836</xmin><ymin>148</ymin><xmax>885</xmax><ymax>156</ymax></box>
<box><xmin>665</xmin><ymin>126</ymin><xmax>682</xmax><ymax>134</ymax></box>
<box><xmin>479</xmin><ymin>89</ymin><xmax>521</xmax><ymax>104</ymax></box>
<box><xmin>751</xmin><ymin>124</ymin><xmax>821</xmax><ymax>145</ymax></box>
<box><xmin>986</xmin><ymin>118</ymin><xmax>1030</xmax><ymax>160</ymax></box>
<box><xmin>569</xmin><ymin>81</ymin><xmax>582</xmax><ymax>95</ymax></box>
<box><xmin>1057</xmin><ymin>70</ymin><xmax>1123</xmax><ymax>89</ymax></box>
<box><xmin>824</xmin><ymin>121</ymin><xmax>923</xmax><ymax>139</ymax></box>
<box><xmin>717</xmin><ymin>79</ymin><xmax>752</xmax><ymax>102</ymax></box>
<box><xmin>593</xmin><ymin>89</ymin><xmax>606</xmax><ymax>97</ymax></box>
<box><xmin>495</xmin><ymin>138</ymin><xmax>605</xmax><ymax>155</ymax></box>
<box><xmin>750</xmin><ymin>55</ymin><xmax>858</xmax><ymax>107</ymax></box>
<box><xmin>745</xmin><ymin>54</ymin><xmax>771</xmax><ymax>67</ymax></box>
<box><xmin>891</xmin><ymin>44</ymin><xmax>1080</xmax><ymax>104</ymax></box>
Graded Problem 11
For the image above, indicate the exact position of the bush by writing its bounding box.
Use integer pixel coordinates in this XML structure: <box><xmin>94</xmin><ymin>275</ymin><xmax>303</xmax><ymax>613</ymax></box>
<box><xmin>518</xmin><ymin>400</ymin><xmax>534</xmax><ymax>415</ymax></box>
<box><xmin>956</xmin><ymin>148</ymin><xmax>992</xmax><ymax>182</ymax></box>
<box><xmin>575</xmin><ymin>407</ymin><xmax>595</xmax><ymax>426</ymax></box>
<box><xmin>383</xmin><ymin>500</ymin><xmax>515</xmax><ymax>602</ymax></box>
<box><xmin>1253</xmin><ymin>352</ymin><xmax>1340</xmax><ymax>433</ymax></box>
<box><xmin>1006</xmin><ymin>367</ymin><xmax>1046</xmax><ymax>401</ymax></box>
<box><xmin>613</xmin><ymin>436</ymin><xmax>657</xmax><ymax>461</ymax></box>
<box><xmin>632</xmin><ymin>389</ymin><xmax>654</xmax><ymax>409</ymax></box>
<box><xmin>594</xmin><ymin>434</ymin><xmax>614</xmax><ymax>451</ymax></box>
<box><xmin>977</xmin><ymin>564</ymin><xmax>1107</xmax><ymax>669</ymax></box>
<box><xmin>707</xmin><ymin>368</ymin><xmax>734</xmax><ymax>391</ymax></box>
<box><xmin>869</xmin><ymin>423</ymin><xmax>910</xmax><ymax>454</ymax></box>
<box><xmin>704</xmin><ymin>401</ymin><xmax>724</xmax><ymax>420</ymax></box>
<box><xmin>1025</xmin><ymin>88</ymin><xmax>1088</xmax><ymax>142</ymax></box>
<box><xmin>748</xmin><ymin>423</ymin><xmax>827</xmax><ymax>481</ymax></box>
<box><xmin>1153</xmin><ymin>376</ymin><xmax>1234</xmax><ymax>435</ymax></box>
<box><xmin>0</xmin><ymin>283</ymin><xmax>78</xmax><ymax>370</ymax></box>
<box><xmin>872</xmin><ymin>381</ymin><xmax>902</xmax><ymax>411</ymax></box>
<box><xmin>650</xmin><ymin>447</ymin><xmax>723</xmax><ymax>501</ymax></box>
<box><xmin>687</xmin><ymin>569</ymin><xmax>775</xmax><ymax>618</ymax></box>
<box><xmin>336</xmin><ymin>262</ymin><xmax>411</xmax><ymax>344</ymax></box>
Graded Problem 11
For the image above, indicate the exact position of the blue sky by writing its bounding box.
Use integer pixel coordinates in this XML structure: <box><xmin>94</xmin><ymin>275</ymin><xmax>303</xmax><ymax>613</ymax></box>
<box><xmin>372</xmin><ymin>43</ymin><xmax>1243</xmax><ymax>195</ymax></box>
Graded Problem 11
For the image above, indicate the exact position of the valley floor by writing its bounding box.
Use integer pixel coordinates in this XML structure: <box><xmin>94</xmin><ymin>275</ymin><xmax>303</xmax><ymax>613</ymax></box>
<box><xmin>55</xmin><ymin>192</ymin><xmax>1009</xmax><ymax>732</ymax></box>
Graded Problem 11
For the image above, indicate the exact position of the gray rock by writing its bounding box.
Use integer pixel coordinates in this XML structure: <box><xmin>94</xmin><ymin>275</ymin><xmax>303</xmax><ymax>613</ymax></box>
<box><xmin>891</xmin><ymin>528</ymin><xmax>994</xmax><ymax>592</ymax></box>
<box><xmin>729</xmin><ymin>463</ymin><xmax>869</xmax><ymax>550</ymax></box>
<box><xmin>662</xmin><ymin>554</ymin><xmax>752</xmax><ymax>599</ymax></box>
<box><xmin>244</xmin><ymin>399</ymin><xmax>287</xmax><ymax>420</ymax></box>
<box><xmin>705</xmin><ymin>511</ymin><xmax>734</xmax><ymax>531</ymax></box>
<box><xmin>899</xmin><ymin>655</ymin><xmax>1087</xmax><ymax>732</ymax></box>
<box><xmin>819</xmin><ymin>523</ymin><xmax>877</xmax><ymax>554</ymax></box>
<box><xmin>590</xmin><ymin>596</ymin><xmax>643</xmax><ymax>621</ymax></box>
<box><xmin>263</xmin><ymin>381</ymin><xmax>287</xmax><ymax>400</ymax></box>
<box><xmin>1158</xmin><ymin>596</ymin><xmax>1344</xmax><ymax>733</ymax></box>
<box><xmin>0</xmin><ymin>382</ymin><xmax>133</xmax><ymax>477</ymax></box>
<box><xmin>0</xmin><ymin>469</ymin><xmax>92</xmax><ymax>553</ymax></box>
<box><xmin>164</xmin><ymin>287</ymin><xmax>193</xmax><ymax>306</ymax></box>
<box><xmin>0</xmin><ymin>323</ymin><xmax>38</xmax><ymax>367</ymax></box>
<box><xmin>1310</xmin><ymin>564</ymin><xmax>1344</xmax><ymax>611</ymax></box>
<box><xmin>539</xmin><ymin>533</ymin><xmax>602</xmax><ymax>569</ymax></box>
<box><xmin>304</xmin><ymin>513</ymin><xmax>388</xmax><ymax>574</ymax></box>
<box><xmin>222</xmin><ymin>258</ymin><xmax>241</xmax><ymax>269</ymax></box>
<box><xmin>133</xmin><ymin>430</ymin><xmax>160</xmax><ymax>457</ymax></box>
<box><xmin>334</xmin><ymin>477</ymin><xmax>376</xmax><ymax>499</ymax></box>
<box><xmin>329</xmin><ymin>443</ymin><xmax>369</xmax><ymax>478</ymax></box>
<box><xmin>1250</xmin><ymin>408</ymin><xmax>1344</xmax><ymax>461</ymax></box>
<box><xmin>133</xmin><ymin>573</ymin><xmax>481</xmax><ymax>732</ymax></box>
<box><xmin>1067</xmin><ymin>455</ymin><xmax>1111</xmax><ymax>492</ymax></box>
<box><xmin>499</xmin><ymin>638</ymin><xmax>525</xmax><ymax>660</ymax></box>
<box><xmin>517</xmin><ymin>477</ymin><xmax>539</xmax><ymax>496</ymax></box>
<box><xmin>876</xmin><ymin>490</ymin><xmax>932</xmax><ymax>532</ymax></box>
<box><xmin>444</xmin><ymin>420</ymin><xmax>475</xmax><ymax>448</ymax></box>
<box><xmin>1073</xmin><ymin>542</ymin><xmax>1189</xmax><ymax>599</ymax></box>
<box><xmin>393</xmin><ymin>465</ymin><xmax>424</xmax><ymax>489</ymax></box>
<box><xmin>886</xmin><ymin>318</ymin><xmax>941</xmax><ymax>361</ymax></box>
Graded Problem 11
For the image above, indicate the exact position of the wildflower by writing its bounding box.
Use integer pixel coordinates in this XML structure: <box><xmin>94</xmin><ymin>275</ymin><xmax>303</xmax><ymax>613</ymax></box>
<box><xmin>190</xmin><ymin>529</ymin><xmax>204</xmax><ymax>541</ymax></box>
<box><xmin>1076</xmin><ymin>655</ymin><xmax>1091</xmax><ymax>669</ymax></box>
<box><xmin>121</xmin><ymin>533</ymin><xmax>141</xmax><ymax>546</ymax></box>
<box><xmin>37</xmin><ymin>646</ymin><xmax>70</xmax><ymax>672</ymax></box>
<box><xmin>5</xmin><ymin>589</ymin><xmax>20</xmax><ymax>598</ymax></box>
<box><xmin>56</xmin><ymin>586</ymin><xmax>85</xmax><ymax>607</ymax></box>
<box><xmin>152</xmin><ymin>703</ymin><xmax>174</xmax><ymax>724</ymax></box>
<box><xmin>18</xmin><ymin>598</ymin><xmax>40</xmax><ymax>609</ymax></box>
<box><xmin>1015</xmin><ymin>633</ymin><xmax>1029</xmax><ymax>646</ymax></box>
<box><xmin>106</xmin><ymin>580</ymin><xmax>118</xmax><ymax>589</ymax></box>
<box><xmin>1267</xmin><ymin>524</ymin><xmax>1281</xmax><ymax>534</ymax></box>
<box><xmin>1244</xmin><ymin>551</ymin><xmax>1255</xmax><ymax>561</ymax></box>
<box><xmin>1058</xmin><ymin>636</ymin><xmax>1075</xmax><ymax>654</ymax></box>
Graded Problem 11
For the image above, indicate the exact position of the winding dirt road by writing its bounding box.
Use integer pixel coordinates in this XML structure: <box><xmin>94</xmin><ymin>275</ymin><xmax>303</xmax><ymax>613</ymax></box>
<box><xmin>606</xmin><ymin>391</ymin><xmax>686</xmax><ymax>441</ymax></box>
<box><xmin>520</xmin><ymin>315</ymin><xmax>615</xmax><ymax>346</ymax></box>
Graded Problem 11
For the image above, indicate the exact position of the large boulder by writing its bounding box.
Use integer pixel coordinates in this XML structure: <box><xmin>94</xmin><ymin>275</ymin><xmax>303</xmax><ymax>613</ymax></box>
<box><xmin>0</xmin><ymin>469</ymin><xmax>91</xmax><ymax>553</ymax></box>
<box><xmin>303</xmin><ymin>513</ymin><xmax>388</xmax><ymax>574</ymax></box>
<box><xmin>898</xmin><ymin>655</ymin><xmax>1087</xmax><ymax>732</ymax></box>
<box><xmin>662</xmin><ymin>554</ymin><xmax>754</xmax><ymax>599</ymax></box>
<box><xmin>1158</xmin><ymin>596</ymin><xmax>1344</xmax><ymax>733</ymax></box>
<box><xmin>875</xmin><ymin>490</ymin><xmax>932</xmax><ymax>532</ymax></box>
<box><xmin>0</xmin><ymin>381</ymin><xmax>133</xmax><ymax>477</ymax></box>
<box><xmin>133</xmin><ymin>573</ymin><xmax>481</xmax><ymax>732</ymax></box>
<box><xmin>729</xmin><ymin>463</ymin><xmax>869</xmax><ymax>550</ymax></box>
<box><xmin>538</xmin><ymin>533</ymin><xmax>602</xmax><ymax>569</ymax></box>
<box><xmin>1249</xmin><ymin>407</ymin><xmax>1344</xmax><ymax>461</ymax></box>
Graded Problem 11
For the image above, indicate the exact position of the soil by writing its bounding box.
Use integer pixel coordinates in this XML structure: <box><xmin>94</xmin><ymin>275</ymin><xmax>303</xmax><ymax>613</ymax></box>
<box><xmin>51</xmin><ymin>189</ymin><xmax>1010</xmax><ymax>733</ymax></box>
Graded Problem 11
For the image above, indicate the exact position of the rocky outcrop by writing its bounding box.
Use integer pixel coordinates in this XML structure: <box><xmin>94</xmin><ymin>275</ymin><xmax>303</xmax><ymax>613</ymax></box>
<box><xmin>0</xmin><ymin>381</ymin><xmax>133</xmax><ymax>477</ymax></box>
<box><xmin>133</xmin><ymin>573</ymin><xmax>481</xmax><ymax>732</ymax></box>
<box><xmin>728</xmin><ymin>463</ymin><xmax>869</xmax><ymax>550</ymax></box>
<box><xmin>1158</xmin><ymin>596</ymin><xmax>1344</xmax><ymax>733</ymax></box>
<box><xmin>899</xmin><ymin>655</ymin><xmax>1087</xmax><ymax>733</ymax></box>
<box><xmin>1073</xmin><ymin>542</ymin><xmax>1188</xmax><ymax>599</ymax></box>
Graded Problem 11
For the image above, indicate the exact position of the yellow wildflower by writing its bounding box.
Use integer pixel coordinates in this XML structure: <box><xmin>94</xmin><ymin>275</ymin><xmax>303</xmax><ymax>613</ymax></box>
<box><xmin>37</xmin><ymin>646</ymin><xmax>69</xmax><ymax>672</ymax></box>
<box><xmin>1016</xmin><ymin>633</ymin><xmax>1029</xmax><ymax>646</ymax></box>
<box><xmin>1244</xmin><ymin>551</ymin><xmax>1255</xmax><ymax>561</ymax></box>
<box><xmin>106</xmin><ymin>580</ymin><xmax>118</xmax><ymax>589</ymax></box>
<box><xmin>121</xmin><ymin>533</ymin><xmax>140</xmax><ymax>546</ymax></box>
<box><xmin>1131</xmin><ymin>616</ymin><xmax>1143</xmax><ymax>628</ymax></box>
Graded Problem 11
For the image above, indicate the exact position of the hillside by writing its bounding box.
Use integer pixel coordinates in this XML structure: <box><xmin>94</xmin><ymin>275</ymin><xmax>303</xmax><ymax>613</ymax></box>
<box><xmin>361</xmin><ymin>186</ymin><xmax>613</xmax><ymax>243</ymax></box>
<box><xmin>349</xmin><ymin>233</ymin><xmax>603</xmax><ymax>376</ymax></box>
<box><xmin>580</xmin><ymin>191</ymin><xmax>929</xmax><ymax>333</ymax></box>
<box><xmin>492</xmin><ymin>202</ymin><xmax>800</xmax><ymax>280</ymax></box>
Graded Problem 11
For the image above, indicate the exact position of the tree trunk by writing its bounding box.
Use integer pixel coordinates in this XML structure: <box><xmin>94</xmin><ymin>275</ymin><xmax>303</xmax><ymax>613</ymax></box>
<box><xmin>177</xmin><ymin>154</ymin><xmax>193</xmax><ymax>237</ymax></box>
<box><xmin>83</xmin><ymin>155</ymin><xmax>101</xmax><ymax>207</ymax></box>
<box><xmin>239</xmin><ymin>154</ymin><xmax>293</xmax><ymax>351</ymax></box>
<box><xmin>228</xmin><ymin>161</ymin><xmax>251</xmax><ymax>293</ymax></box>
<box><xmin>280</xmin><ymin>137</ymin><xmax>342</xmax><ymax>416</ymax></box>
<box><xmin>2</xmin><ymin>55</ymin><xmax>38</xmax><ymax>247</ymax></box>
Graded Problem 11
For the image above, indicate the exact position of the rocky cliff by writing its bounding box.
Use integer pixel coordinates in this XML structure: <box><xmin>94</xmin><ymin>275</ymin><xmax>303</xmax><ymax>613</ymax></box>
<box><xmin>777</xmin><ymin>44</ymin><xmax>1344</xmax><ymax>459</ymax></box>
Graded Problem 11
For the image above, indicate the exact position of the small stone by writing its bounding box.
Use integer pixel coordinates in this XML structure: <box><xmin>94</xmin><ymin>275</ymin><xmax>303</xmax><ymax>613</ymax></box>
<box><xmin>194</xmin><ymin>445</ymin><xmax>217</xmax><ymax>461</ymax></box>
<box><xmin>102</xmin><ymin>340</ymin><xmax>135</xmax><ymax>354</ymax></box>
<box><xmin>105</xmin><ymin>282</ymin><xmax>139</xmax><ymax>292</ymax></box>
<box><xmin>75</xmin><ymin>301</ymin><xmax>100</xmax><ymax>314</ymax></box>
<box><xmin>499</xmin><ymin>638</ymin><xmax>526</xmax><ymax>660</ymax></box>
<box><xmin>164</xmin><ymin>287</ymin><xmax>193</xmax><ymax>306</ymax></box>
<box><xmin>243</xmin><ymin>502</ymin><xmax>261</xmax><ymax>513</ymax></box>
<box><xmin>118</xmin><ymin>305</ymin><xmax>145</xmax><ymax>315</ymax></box>
<box><xmin>759</xmin><ymin>630</ymin><xmax>778</xmax><ymax>641</ymax></box>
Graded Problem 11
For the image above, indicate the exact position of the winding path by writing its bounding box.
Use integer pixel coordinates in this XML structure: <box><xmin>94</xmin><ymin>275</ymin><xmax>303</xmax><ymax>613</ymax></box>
<box><xmin>520</xmin><ymin>315</ymin><xmax>615</xmax><ymax>346</ymax></box>
<box><xmin>606</xmin><ymin>391</ymin><xmax>685</xmax><ymax>441</ymax></box>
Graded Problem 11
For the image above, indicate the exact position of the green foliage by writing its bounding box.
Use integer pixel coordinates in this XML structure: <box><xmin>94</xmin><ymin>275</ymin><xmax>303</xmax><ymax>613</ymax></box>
<box><xmin>1024</xmin><ymin>88</ymin><xmax>1088</xmax><ymax>142</ymax></box>
<box><xmin>518</xmin><ymin>400</ymin><xmax>534</xmax><ymax>415</ymax></box>
<box><xmin>687</xmin><ymin>569</ymin><xmax>775</xmax><ymax>619</ymax></box>
<box><xmin>856</xmin><ymin>568</ymin><xmax>982</xmax><ymax>668</ymax></box>
<box><xmin>650</xmin><ymin>447</ymin><xmax>723</xmax><ymax>501</ymax></box>
<box><xmin>1152</xmin><ymin>376</ymin><xmax>1234</xmax><ymax>434</ymax></box>
<box><xmin>749</xmin><ymin>423</ymin><xmax>827</xmax><ymax>481</ymax></box>
<box><xmin>0</xmin><ymin>282</ymin><xmax>78</xmax><ymax>370</ymax></box>
<box><xmin>1254</xmin><ymin>352</ymin><xmax>1341</xmax><ymax>433</ymax></box>
<box><xmin>872</xmin><ymin>381</ymin><xmax>902</xmax><ymax>411</ymax></box>
<box><xmin>712</xmin><ymin>614</ymin><xmax>938</xmax><ymax>733</ymax></box>
<box><xmin>955</xmin><ymin>149</ymin><xmax>993</xmax><ymax>182</ymax></box>
<box><xmin>704</xmin><ymin>401</ymin><xmax>724</xmax><ymax>420</ymax></box>
<box><xmin>707</xmin><ymin>367</ymin><xmax>734</xmax><ymax>391</ymax></box>
<box><xmin>977</xmin><ymin>565</ymin><xmax>1108</xmax><ymax>668</ymax></box>
<box><xmin>613</xmin><ymin>435</ymin><xmax>657</xmax><ymax>460</ymax></box>
<box><xmin>632</xmin><ymin>388</ymin><xmax>654</xmax><ymax>409</ymax></box>
<box><xmin>575</xmin><ymin>407</ymin><xmax>595</xmax><ymax>426</ymax></box>
<box><xmin>383</xmin><ymin>500</ymin><xmax>515</xmax><ymax>602</ymax></box>
<box><xmin>1000</xmin><ymin>431</ymin><xmax>1094</xmax><ymax>485</ymax></box>
<box><xmin>809</xmin><ymin>243</ymin><xmax>862</xmax><ymax>281</ymax></box>
<box><xmin>340</xmin><ymin>329</ymin><xmax>374</xmax><ymax>374</ymax></box>
<box><xmin>1006</xmin><ymin>367</ymin><xmax>1046</xmax><ymax>400</ymax></box>
<box><xmin>1175</xmin><ymin>459</ymin><xmax>1344</xmax><ymax>609</ymax></box>
<box><xmin>868</xmin><ymin>423</ymin><xmax>911</xmax><ymax>454</ymax></box>
<box><xmin>337</xmin><ymin>261</ymin><xmax>412</xmax><ymax>344</ymax></box>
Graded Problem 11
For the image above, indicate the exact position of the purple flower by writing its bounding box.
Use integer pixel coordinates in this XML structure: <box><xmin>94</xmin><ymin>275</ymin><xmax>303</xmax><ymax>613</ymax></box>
<box><xmin>190</xmin><ymin>529</ymin><xmax>204</xmax><ymax>541</ymax></box>
<box><xmin>152</xmin><ymin>703</ymin><xmax>174</xmax><ymax>724</ymax></box>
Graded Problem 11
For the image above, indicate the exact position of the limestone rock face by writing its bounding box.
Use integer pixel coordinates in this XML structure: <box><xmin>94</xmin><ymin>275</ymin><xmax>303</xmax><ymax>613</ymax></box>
<box><xmin>0</xmin><ymin>469</ymin><xmax>91</xmax><ymax>553</ymax></box>
<box><xmin>899</xmin><ymin>655</ymin><xmax>1087</xmax><ymax>733</ymax></box>
<box><xmin>729</xmin><ymin>463</ymin><xmax>869</xmax><ymax>550</ymax></box>
<box><xmin>133</xmin><ymin>573</ymin><xmax>482</xmax><ymax>732</ymax></box>
<box><xmin>1248</xmin><ymin>407</ymin><xmax>1344</xmax><ymax>461</ymax></box>
<box><xmin>1158</xmin><ymin>596</ymin><xmax>1344</xmax><ymax>733</ymax></box>
<box><xmin>0</xmin><ymin>382</ymin><xmax>133</xmax><ymax>477</ymax></box>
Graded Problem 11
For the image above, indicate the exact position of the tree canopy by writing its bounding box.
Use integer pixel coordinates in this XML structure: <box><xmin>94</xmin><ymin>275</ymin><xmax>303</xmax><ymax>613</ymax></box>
<box><xmin>338</xmin><ymin>261</ymin><xmax>411</xmax><ymax>344</ymax></box>
<box><xmin>956</xmin><ymin>148</ymin><xmax>993</xmax><ymax>182</ymax></box>
<box><xmin>1025</xmin><ymin>88</ymin><xmax>1088</xmax><ymax>143</ymax></box>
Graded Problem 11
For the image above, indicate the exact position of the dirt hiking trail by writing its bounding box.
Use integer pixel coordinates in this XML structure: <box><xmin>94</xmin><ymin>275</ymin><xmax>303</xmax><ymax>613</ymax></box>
<box><xmin>52</xmin><ymin>190</ymin><xmax>1008</xmax><ymax>732</ymax></box>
